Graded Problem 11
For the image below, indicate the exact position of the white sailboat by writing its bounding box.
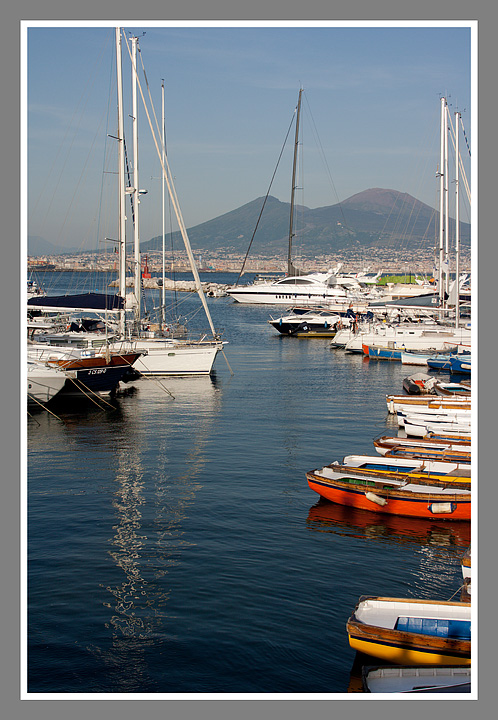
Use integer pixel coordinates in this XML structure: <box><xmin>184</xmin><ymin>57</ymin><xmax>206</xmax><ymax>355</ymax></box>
<box><xmin>27</xmin><ymin>31</ymin><xmax>226</xmax><ymax>379</ymax></box>
<box><xmin>110</xmin><ymin>30</ymin><xmax>225</xmax><ymax>376</ymax></box>
<box><xmin>337</xmin><ymin>97</ymin><xmax>472</xmax><ymax>355</ymax></box>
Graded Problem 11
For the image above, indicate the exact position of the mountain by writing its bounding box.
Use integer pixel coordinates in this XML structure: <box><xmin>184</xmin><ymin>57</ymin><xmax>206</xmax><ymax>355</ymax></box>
<box><xmin>143</xmin><ymin>188</ymin><xmax>470</xmax><ymax>257</ymax></box>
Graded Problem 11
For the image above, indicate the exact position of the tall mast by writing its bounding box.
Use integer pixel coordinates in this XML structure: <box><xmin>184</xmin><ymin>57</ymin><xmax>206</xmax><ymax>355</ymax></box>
<box><xmin>161</xmin><ymin>80</ymin><xmax>166</xmax><ymax>326</ymax></box>
<box><xmin>288</xmin><ymin>88</ymin><xmax>302</xmax><ymax>276</ymax></box>
<box><xmin>116</xmin><ymin>27</ymin><xmax>126</xmax><ymax>335</ymax></box>
<box><xmin>438</xmin><ymin>96</ymin><xmax>446</xmax><ymax>309</ymax></box>
<box><xmin>131</xmin><ymin>35</ymin><xmax>141</xmax><ymax>324</ymax></box>
<box><xmin>444</xmin><ymin>101</ymin><xmax>450</xmax><ymax>296</ymax></box>
<box><xmin>122</xmin><ymin>33</ymin><xmax>219</xmax><ymax>340</ymax></box>
<box><xmin>455</xmin><ymin>111</ymin><xmax>461</xmax><ymax>329</ymax></box>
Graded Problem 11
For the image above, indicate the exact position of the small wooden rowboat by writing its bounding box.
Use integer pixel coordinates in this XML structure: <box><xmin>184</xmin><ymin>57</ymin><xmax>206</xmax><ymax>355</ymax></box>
<box><xmin>361</xmin><ymin>665</ymin><xmax>471</xmax><ymax>693</ymax></box>
<box><xmin>306</xmin><ymin>467</ymin><xmax>471</xmax><ymax>520</ymax></box>
<box><xmin>332</xmin><ymin>455</ymin><xmax>471</xmax><ymax>490</ymax></box>
<box><xmin>386</xmin><ymin>394</ymin><xmax>471</xmax><ymax>414</ymax></box>
<box><xmin>433</xmin><ymin>381</ymin><xmax>471</xmax><ymax>398</ymax></box>
<box><xmin>340</xmin><ymin>454</ymin><xmax>471</xmax><ymax>481</ymax></box>
<box><xmin>420</xmin><ymin>430</ymin><xmax>471</xmax><ymax>443</ymax></box>
<box><xmin>374</xmin><ymin>434</ymin><xmax>471</xmax><ymax>456</ymax></box>
<box><xmin>346</xmin><ymin>596</ymin><xmax>471</xmax><ymax>666</ymax></box>
<box><xmin>403</xmin><ymin>418</ymin><xmax>472</xmax><ymax>437</ymax></box>
<box><xmin>381</xmin><ymin>446</ymin><xmax>470</xmax><ymax>464</ymax></box>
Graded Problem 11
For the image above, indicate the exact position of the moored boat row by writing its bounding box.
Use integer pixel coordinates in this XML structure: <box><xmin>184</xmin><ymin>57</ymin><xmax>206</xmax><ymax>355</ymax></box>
<box><xmin>304</xmin><ymin>358</ymin><xmax>473</xmax><ymax>692</ymax></box>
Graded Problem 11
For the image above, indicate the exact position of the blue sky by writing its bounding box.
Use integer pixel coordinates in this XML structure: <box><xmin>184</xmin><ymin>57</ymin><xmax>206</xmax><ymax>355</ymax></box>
<box><xmin>25</xmin><ymin>22</ymin><xmax>474</xmax><ymax>250</ymax></box>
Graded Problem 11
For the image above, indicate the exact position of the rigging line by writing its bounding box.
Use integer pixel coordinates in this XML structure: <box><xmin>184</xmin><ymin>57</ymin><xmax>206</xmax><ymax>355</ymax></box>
<box><xmin>447</xmin><ymin>112</ymin><xmax>471</xmax><ymax>206</ymax></box>
<box><xmin>29</xmin><ymin>31</ymin><xmax>114</xmax><ymax>230</ymax></box>
<box><xmin>121</xmin><ymin>32</ymin><xmax>218</xmax><ymax>341</ymax></box>
<box><xmin>65</xmin><ymin>376</ymin><xmax>115</xmax><ymax>409</ymax></box>
<box><xmin>234</xmin><ymin>108</ymin><xmax>297</xmax><ymax>286</ymax></box>
<box><xmin>128</xmin><ymin>369</ymin><xmax>175</xmax><ymax>398</ymax></box>
<box><xmin>27</xmin><ymin>394</ymin><xmax>64</xmax><ymax>422</ymax></box>
<box><xmin>302</xmin><ymin>92</ymin><xmax>353</xmax><ymax>234</ymax></box>
<box><xmin>137</xmin><ymin>40</ymin><xmax>163</xmax><ymax>157</ymax></box>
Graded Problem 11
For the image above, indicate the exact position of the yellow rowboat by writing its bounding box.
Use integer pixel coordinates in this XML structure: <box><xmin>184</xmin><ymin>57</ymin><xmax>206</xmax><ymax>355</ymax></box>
<box><xmin>347</xmin><ymin>596</ymin><xmax>471</xmax><ymax>666</ymax></box>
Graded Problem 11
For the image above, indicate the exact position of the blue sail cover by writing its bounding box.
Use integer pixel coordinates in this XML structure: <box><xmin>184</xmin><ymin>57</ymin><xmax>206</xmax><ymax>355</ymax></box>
<box><xmin>27</xmin><ymin>292</ymin><xmax>125</xmax><ymax>312</ymax></box>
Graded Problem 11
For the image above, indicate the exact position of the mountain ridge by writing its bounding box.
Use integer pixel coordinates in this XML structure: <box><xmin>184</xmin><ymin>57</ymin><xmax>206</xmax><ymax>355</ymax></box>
<box><xmin>28</xmin><ymin>188</ymin><xmax>470</xmax><ymax>257</ymax></box>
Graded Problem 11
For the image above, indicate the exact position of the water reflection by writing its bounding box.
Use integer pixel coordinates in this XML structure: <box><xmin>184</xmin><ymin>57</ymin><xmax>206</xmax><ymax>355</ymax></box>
<box><xmin>46</xmin><ymin>375</ymin><xmax>223</xmax><ymax>690</ymax></box>
<box><xmin>104</xmin><ymin>376</ymin><xmax>221</xmax><ymax>637</ymax></box>
<box><xmin>306</xmin><ymin>500</ymin><xmax>470</xmax><ymax>548</ymax></box>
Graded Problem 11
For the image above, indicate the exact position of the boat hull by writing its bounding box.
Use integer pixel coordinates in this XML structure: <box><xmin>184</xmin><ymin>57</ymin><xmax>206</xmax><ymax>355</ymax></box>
<box><xmin>348</xmin><ymin>635</ymin><xmax>470</xmax><ymax>666</ymax></box>
<box><xmin>131</xmin><ymin>341</ymin><xmax>222</xmax><ymax>376</ymax></box>
<box><xmin>59</xmin><ymin>363</ymin><xmax>139</xmax><ymax>396</ymax></box>
<box><xmin>347</xmin><ymin>597</ymin><xmax>471</xmax><ymax>666</ymax></box>
<box><xmin>361</xmin><ymin>665</ymin><xmax>471</xmax><ymax>693</ymax></box>
<box><xmin>27</xmin><ymin>366</ymin><xmax>67</xmax><ymax>405</ymax></box>
<box><xmin>270</xmin><ymin>320</ymin><xmax>337</xmax><ymax>337</ymax></box>
<box><xmin>363</xmin><ymin>344</ymin><xmax>401</xmax><ymax>360</ymax></box>
<box><xmin>306</xmin><ymin>473</ymin><xmax>470</xmax><ymax>520</ymax></box>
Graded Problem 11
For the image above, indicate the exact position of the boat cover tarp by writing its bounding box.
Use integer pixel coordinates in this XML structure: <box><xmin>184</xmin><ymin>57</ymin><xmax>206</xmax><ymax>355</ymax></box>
<box><xmin>27</xmin><ymin>292</ymin><xmax>125</xmax><ymax>312</ymax></box>
<box><xmin>395</xmin><ymin>616</ymin><xmax>470</xmax><ymax>639</ymax></box>
<box><xmin>368</xmin><ymin>293</ymin><xmax>444</xmax><ymax>309</ymax></box>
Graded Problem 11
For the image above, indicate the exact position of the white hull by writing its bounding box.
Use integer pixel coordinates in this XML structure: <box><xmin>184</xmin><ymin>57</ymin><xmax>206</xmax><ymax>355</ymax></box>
<box><xmin>27</xmin><ymin>361</ymin><xmax>67</xmax><ymax>404</ymax></box>
<box><xmin>228</xmin><ymin>287</ymin><xmax>368</xmax><ymax>311</ymax></box>
<box><xmin>131</xmin><ymin>339</ymin><xmax>222</xmax><ymax>376</ymax></box>
<box><xmin>227</xmin><ymin>268</ymin><xmax>376</xmax><ymax>309</ymax></box>
<box><xmin>401</xmin><ymin>351</ymin><xmax>432</xmax><ymax>366</ymax></box>
<box><xmin>347</xmin><ymin>324</ymin><xmax>471</xmax><ymax>353</ymax></box>
<box><xmin>363</xmin><ymin>666</ymin><xmax>471</xmax><ymax>693</ymax></box>
<box><xmin>404</xmin><ymin>420</ymin><xmax>472</xmax><ymax>437</ymax></box>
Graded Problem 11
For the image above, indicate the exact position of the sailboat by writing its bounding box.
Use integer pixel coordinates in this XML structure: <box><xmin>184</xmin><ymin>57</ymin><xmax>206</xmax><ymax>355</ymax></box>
<box><xmin>110</xmin><ymin>31</ymin><xmax>225</xmax><ymax>376</ymax></box>
<box><xmin>28</xmin><ymin>30</ymin><xmax>226</xmax><ymax>378</ymax></box>
<box><xmin>226</xmin><ymin>90</ymin><xmax>378</xmax><ymax>310</ymax></box>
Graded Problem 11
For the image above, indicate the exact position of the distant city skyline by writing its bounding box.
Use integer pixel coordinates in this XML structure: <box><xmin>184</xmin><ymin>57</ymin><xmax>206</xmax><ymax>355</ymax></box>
<box><xmin>24</xmin><ymin>21</ymin><xmax>475</xmax><ymax>250</ymax></box>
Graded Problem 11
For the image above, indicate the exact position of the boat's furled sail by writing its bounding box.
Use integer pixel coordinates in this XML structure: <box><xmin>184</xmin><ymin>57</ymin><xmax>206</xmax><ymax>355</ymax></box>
<box><xmin>27</xmin><ymin>292</ymin><xmax>125</xmax><ymax>313</ymax></box>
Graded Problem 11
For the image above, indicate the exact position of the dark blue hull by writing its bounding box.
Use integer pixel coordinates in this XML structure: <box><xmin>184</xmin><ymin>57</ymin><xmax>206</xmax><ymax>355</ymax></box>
<box><xmin>59</xmin><ymin>364</ymin><xmax>135</xmax><ymax>396</ymax></box>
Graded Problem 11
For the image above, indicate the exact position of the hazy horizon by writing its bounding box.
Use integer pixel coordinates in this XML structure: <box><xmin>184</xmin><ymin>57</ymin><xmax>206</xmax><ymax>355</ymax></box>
<box><xmin>25</xmin><ymin>22</ymin><xmax>474</xmax><ymax>250</ymax></box>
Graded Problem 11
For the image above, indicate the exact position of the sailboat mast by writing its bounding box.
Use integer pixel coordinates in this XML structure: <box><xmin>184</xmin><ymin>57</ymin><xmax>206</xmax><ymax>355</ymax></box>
<box><xmin>288</xmin><ymin>88</ymin><xmax>302</xmax><ymax>276</ymax></box>
<box><xmin>121</xmin><ymin>32</ymin><xmax>219</xmax><ymax>340</ymax></box>
<box><xmin>444</xmin><ymin>102</ymin><xmax>450</xmax><ymax>296</ymax></box>
<box><xmin>161</xmin><ymin>80</ymin><xmax>166</xmax><ymax>326</ymax></box>
<box><xmin>116</xmin><ymin>27</ymin><xmax>127</xmax><ymax>335</ymax></box>
<box><xmin>131</xmin><ymin>36</ymin><xmax>142</xmax><ymax>324</ymax></box>
<box><xmin>455</xmin><ymin>111</ymin><xmax>461</xmax><ymax>329</ymax></box>
<box><xmin>438</xmin><ymin>96</ymin><xmax>446</xmax><ymax>309</ymax></box>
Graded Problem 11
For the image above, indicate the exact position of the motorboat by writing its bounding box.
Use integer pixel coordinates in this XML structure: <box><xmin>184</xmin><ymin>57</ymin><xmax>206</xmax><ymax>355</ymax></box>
<box><xmin>227</xmin><ymin>267</ymin><xmax>374</xmax><ymax>310</ymax></box>
<box><xmin>268</xmin><ymin>308</ymin><xmax>342</xmax><ymax>337</ymax></box>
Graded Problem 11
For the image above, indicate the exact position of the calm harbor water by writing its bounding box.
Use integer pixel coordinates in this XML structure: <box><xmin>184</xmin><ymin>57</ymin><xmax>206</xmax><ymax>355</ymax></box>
<box><xmin>27</xmin><ymin>272</ymin><xmax>470</xmax><ymax>695</ymax></box>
